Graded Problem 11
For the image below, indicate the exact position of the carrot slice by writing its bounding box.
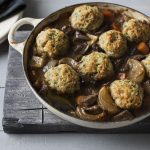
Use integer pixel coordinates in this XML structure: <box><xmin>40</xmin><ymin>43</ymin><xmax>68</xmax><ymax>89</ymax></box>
<box><xmin>103</xmin><ymin>9</ymin><xmax>112</xmax><ymax>17</ymax></box>
<box><xmin>103</xmin><ymin>9</ymin><xmax>114</xmax><ymax>21</ymax></box>
<box><xmin>137</xmin><ymin>42</ymin><xmax>149</xmax><ymax>54</ymax></box>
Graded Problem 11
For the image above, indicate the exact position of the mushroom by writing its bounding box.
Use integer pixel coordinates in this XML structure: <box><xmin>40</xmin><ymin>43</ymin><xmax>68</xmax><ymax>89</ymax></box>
<box><xmin>75</xmin><ymin>94</ymin><xmax>102</xmax><ymax>115</ymax></box>
<box><xmin>125</xmin><ymin>59</ymin><xmax>145</xmax><ymax>83</ymax></box>
<box><xmin>61</xmin><ymin>25</ymin><xmax>75</xmax><ymax>36</ymax></box>
<box><xmin>59</xmin><ymin>57</ymin><xmax>78</xmax><ymax>70</ymax></box>
<box><xmin>43</xmin><ymin>59</ymin><xmax>58</xmax><ymax>72</ymax></box>
<box><xmin>86</xmin><ymin>33</ymin><xmax>98</xmax><ymax>46</ymax></box>
<box><xmin>73</xmin><ymin>33</ymin><xmax>98</xmax><ymax>55</ymax></box>
<box><xmin>76</xmin><ymin>94</ymin><xmax>97</xmax><ymax>107</ymax></box>
<box><xmin>84</xmin><ymin>105</ymin><xmax>102</xmax><ymax>115</ymax></box>
<box><xmin>111</xmin><ymin>110</ymin><xmax>134</xmax><ymax>121</ymax></box>
<box><xmin>76</xmin><ymin>106</ymin><xmax>106</xmax><ymax>121</ymax></box>
<box><xmin>73</xmin><ymin>31</ymin><xmax>90</xmax><ymax>42</ymax></box>
<box><xmin>143</xmin><ymin>80</ymin><xmax>150</xmax><ymax>95</ymax></box>
<box><xmin>98</xmin><ymin>86</ymin><xmax>120</xmax><ymax>114</ymax></box>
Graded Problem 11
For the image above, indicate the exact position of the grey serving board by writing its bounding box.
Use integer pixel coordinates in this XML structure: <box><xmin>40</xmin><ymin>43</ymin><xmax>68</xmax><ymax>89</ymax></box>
<box><xmin>2</xmin><ymin>31</ymin><xmax>150</xmax><ymax>133</ymax></box>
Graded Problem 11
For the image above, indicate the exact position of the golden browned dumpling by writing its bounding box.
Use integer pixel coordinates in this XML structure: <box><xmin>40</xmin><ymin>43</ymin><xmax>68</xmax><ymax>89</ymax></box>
<box><xmin>36</xmin><ymin>28</ymin><xmax>69</xmax><ymax>57</ymax></box>
<box><xmin>110</xmin><ymin>80</ymin><xmax>143</xmax><ymax>109</ymax></box>
<box><xmin>44</xmin><ymin>64</ymin><xmax>80</xmax><ymax>94</ymax></box>
<box><xmin>70</xmin><ymin>5</ymin><xmax>103</xmax><ymax>32</ymax></box>
<box><xmin>98</xmin><ymin>30</ymin><xmax>127</xmax><ymax>58</ymax></box>
<box><xmin>122</xmin><ymin>19</ymin><xmax>150</xmax><ymax>42</ymax></box>
<box><xmin>77</xmin><ymin>51</ymin><xmax>114</xmax><ymax>80</ymax></box>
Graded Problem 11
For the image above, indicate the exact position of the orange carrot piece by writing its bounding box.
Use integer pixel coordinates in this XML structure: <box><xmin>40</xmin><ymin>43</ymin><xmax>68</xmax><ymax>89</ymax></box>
<box><xmin>137</xmin><ymin>42</ymin><xmax>149</xmax><ymax>54</ymax></box>
<box><xmin>103</xmin><ymin>9</ymin><xmax>114</xmax><ymax>22</ymax></box>
<box><xmin>103</xmin><ymin>9</ymin><xmax>112</xmax><ymax>18</ymax></box>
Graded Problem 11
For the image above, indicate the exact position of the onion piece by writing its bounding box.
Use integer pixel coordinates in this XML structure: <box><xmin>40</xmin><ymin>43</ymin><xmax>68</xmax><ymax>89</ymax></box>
<box><xmin>98</xmin><ymin>86</ymin><xmax>120</xmax><ymax>114</ymax></box>
<box><xmin>59</xmin><ymin>57</ymin><xmax>78</xmax><ymax>70</ymax></box>
<box><xmin>126</xmin><ymin>59</ymin><xmax>145</xmax><ymax>83</ymax></box>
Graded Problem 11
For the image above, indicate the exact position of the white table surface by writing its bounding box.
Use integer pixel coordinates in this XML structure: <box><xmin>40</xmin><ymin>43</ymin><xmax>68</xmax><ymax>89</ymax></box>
<box><xmin>0</xmin><ymin>0</ymin><xmax>150</xmax><ymax>149</ymax></box>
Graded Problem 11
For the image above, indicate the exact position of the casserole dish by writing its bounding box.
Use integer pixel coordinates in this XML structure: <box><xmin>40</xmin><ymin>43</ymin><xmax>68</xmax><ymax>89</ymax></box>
<box><xmin>8</xmin><ymin>2</ymin><xmax>150</xmax><ymax>129</ymax></box>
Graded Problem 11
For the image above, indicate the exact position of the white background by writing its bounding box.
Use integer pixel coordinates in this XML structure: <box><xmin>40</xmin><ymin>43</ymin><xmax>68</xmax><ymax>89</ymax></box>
<box><xmin>0</xmin><ymin>0</ymin><xmax>150</xmax><ymax>150</ymax></box>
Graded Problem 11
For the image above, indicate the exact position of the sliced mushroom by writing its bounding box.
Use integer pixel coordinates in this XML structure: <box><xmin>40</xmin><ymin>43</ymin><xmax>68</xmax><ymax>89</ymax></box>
<box><xmin>61</xmin><ymin>25</ymin><xmax>75</xmax><ymax>36</ymax></box>
<box><xmin>76</xmin><ymin>94</ymin><xmax>97</xmax><ymax>107</ymax></box>
<box><xmin>43</xmin><ymin>59</ymin><xmax>58</xmax><ymax>72</ymax></box>
<box><xmin>76</xmin><ymin>107</ymin><xmax>106</xmax><ymax>121</ymax></box>
<box><xmin>86</xmin><ymin>33</ymin><xmax>98</xmax><ymax>46</ymax></box>
<box><xmin>73</xmin><ymin>31</ymin><xmax>90</xmax><ymax>42</ymax></box>
<box><xmin>59</xmin><ymin>57</ymin><xmax>78</xmax><ymax>70</ymax></box>
<box><xmin>143</xmin><ymin>80</ymin><xmax>150</xmax><ymax>95</ymax></box>
<box><xmin>98</xmin><ymin>86</ymin><xmax>120</xmax><ymax>114</ymax></box>
<box><xmin>111</xmin><ymin>110</ymin><xmax>134</xmax><ymax>121</ymax></box>
<box><xmin>84</xmin><ymin>105</ymin><xmax>102</xmax><ymax>115</ymax></box>
<box><xmin>125</xmin><ymin>59</ymin><xmax>145</xmax><ymax>83</ymax></box>
<box><xmin>73</xmin><ymin>34</ymin><xmax>98</xmax><ymax>55</ymax></box>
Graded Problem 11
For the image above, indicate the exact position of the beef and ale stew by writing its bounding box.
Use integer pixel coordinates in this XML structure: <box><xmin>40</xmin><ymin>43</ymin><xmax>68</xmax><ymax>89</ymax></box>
<box><xmin>29</xmin><ymin>5</ymin><xmax>150</xmax><ymax>122</ymax></box>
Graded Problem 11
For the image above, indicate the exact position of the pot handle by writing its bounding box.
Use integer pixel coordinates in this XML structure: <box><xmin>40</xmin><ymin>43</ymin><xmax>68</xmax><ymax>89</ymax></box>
<box><xmin>8</xmin><ymin>18</ymin><xmax>43</xmax><ymax>55</ymax></box>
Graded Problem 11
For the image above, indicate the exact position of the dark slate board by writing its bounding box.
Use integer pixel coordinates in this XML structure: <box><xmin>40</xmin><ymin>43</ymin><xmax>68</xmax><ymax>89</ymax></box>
<box><xmin>3</xmin><ymin>31</ymin><xmax>150</xmax><ymax>133</ymax></box>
